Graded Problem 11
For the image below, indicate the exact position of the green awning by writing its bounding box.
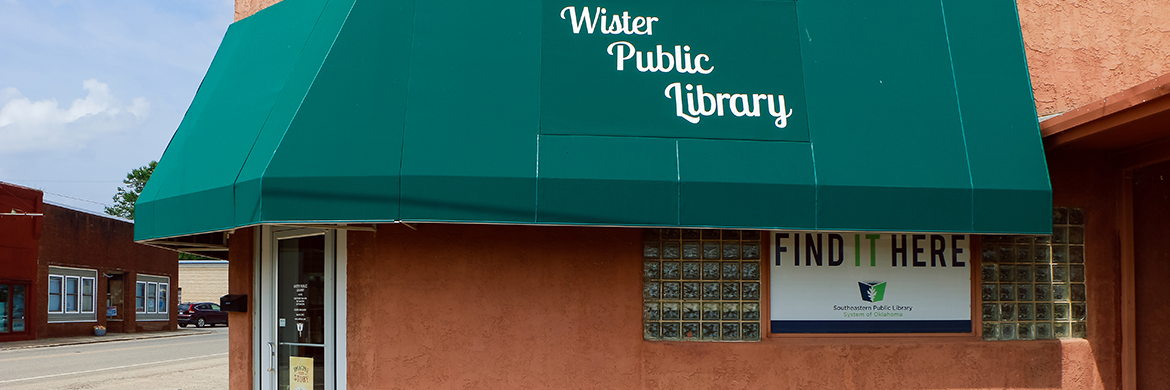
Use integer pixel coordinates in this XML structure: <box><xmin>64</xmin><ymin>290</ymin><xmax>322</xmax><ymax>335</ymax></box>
<box><xmin>135</xmin><ymin>0</ymin><xmax>1051</xmax><ymax>242</ymax></box>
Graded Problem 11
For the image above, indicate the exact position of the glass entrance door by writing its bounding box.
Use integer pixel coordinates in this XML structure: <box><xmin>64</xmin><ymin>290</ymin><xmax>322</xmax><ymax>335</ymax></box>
<box><xmin>264</xmin><ymin>229</ymin><xmax>336</xmax><ymax>390</ymax></box>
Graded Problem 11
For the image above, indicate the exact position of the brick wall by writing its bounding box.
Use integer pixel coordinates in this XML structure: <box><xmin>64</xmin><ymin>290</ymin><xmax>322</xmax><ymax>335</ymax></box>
<box><xmin>178</xmin><ymin>263</ymin><xmax>229</xmax><ymax>304</ymax></box>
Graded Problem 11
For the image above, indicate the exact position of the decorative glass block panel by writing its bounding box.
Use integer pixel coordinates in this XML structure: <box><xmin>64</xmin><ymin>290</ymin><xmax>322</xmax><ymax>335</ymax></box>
<box><xmin>722</xmin><ymin>282</ymin><xmax>740</xmax><ymax>300</ymax></box>
<box><xmin>644</xmin><ymin>282</ymin><xmax>660</xmax><ymax>299</ymax></box>
<box><xmin>982</xmin><ymin>303</ymin><xmax>998</xmax><ymax>321</ymax></box>
<box><xmin>999</xmin><ymin>246</ymin><xmax>1015</xmax><ymax>263</ymax></box>
<box><xmin>982</xmin><ymin>323</ymin><xmax>998</xmax><ymax>341</ymax></box>
<box><xmin>703</xmin><ymin>243</ymin><xmax>720</xmax><ymax>259</ymax></box>
<box><xmin>999</xmin><ymin>284</ymin><xmax>1015</xmax><ymax>301</ymax></box>
<box><xmin>1071</xmin><ymin>284</ymin><xmax>1086</xmax><ymax>302</ymax></box>
<box><xmin>981</xmin><ymin>264</ymin><xmax>997</xmax><ymax>282</ymax></box>
<box><xmin>742</xmin><ymin>230</ymin><xmax>760</xmax><ymax>240</ymax></box>
<box><xmin>1052</xmin><ymin>245</ymin><xmax>1067</xmax><ymax>263</ymax></box>
<box><xmin>662</xmin><ymin>282</ymin><xmax>681</xmax><ymax>299</ymax></box>
<box><xmin>682</xmin><ymin>322</ymin><xmax>700</xmax><ymax>339</ymax></box>
<box><xmin>1068</xmin><ymin>208</ymin><xmax>1084</xmax><ymax>225</ymax></box>
<box><xmin>1017</xmin><ymin>303</ymin><xmax>1034</xmax><ymax>321</ymax></box>
<box><xmin>682</xmin><ymin>242</ymin><xmax>701</xmax><ymax>259</ymax></box>
<box><xmin>1017</xmin><ymin>323</ymin><xmax>1034</xmax><ymax>340</ymax></box>
<box><xmin>1016</xmin><ymin>266</ymin><xmax>1033</xmax><ymax>283</ymax></box>
<box><xmin>1069</xmin><ymin>246</ymin><xmax>1084</xmax><ymax>263</ymax></box>
<box><xmin>1035</xmin><ymin>322</ymin><xmax>1053</xmax><ymax>340</ymax></box>
<box><xmin>644</xmin><ymin>323</ymin><xmax>661</xmax><ymax>339</ymax></box>
<box><xmin>1000</xmin><ymin>303</ymin><xmax>1015</xmax><ymax>321</ymax></box>
<box><xmin>644</xmin><ymin>229</ymin><xmax>762</xmax><ymax>342</ymax></box>
<box><xmin>742</xmin><ymin>283</ymin><xmax>760</xmax><ymax>300</ymax></box>
<box><xmin>1054</xmin><ymin>322</ymin><xmax>1070</xmax><ymax>338</ymax></box>
<box><xmin>682</xmin><ymin>262</ymin><xmax>701</xmax><ymax>280</ymax></box>
<box><xmin>722</xmin><ymin>243</ymin><xmax>740</xmax><ymax>259</ymax></box>
<box><xmin>1034</xmin><ymin>266</ymin><xmax>1051</xmax><ymax>283</ymax></box>
<box><xmin>722</xmin><ymin>263</ymin><xmax>740</xmax><ymax>280</ymax></box>
<box><xmin>1070</xmin><ymin>265</ymin><xmax>1085</xmax><ymax>283</ymax></box>
<box><xmin>644</xmin><ymin>243</ymin><xmax>661</xmax><ymax>259</ymax></box>
<box><xmin>1017</xmin><ymin>284</ymin><xmax>1033</xmax><ymax>301</ymax></box>
<box><xmin>1071</xmin><ymin>303</ymin><xmax>1086</xmax><ymax>321</ymax></box>
<box><xmin>663</xmin><ymin>241</ymin><xmax>681</xmax><ymax>259</ymax></box>
<box><xmin>722</xmin><ymin>323</ymin><xmax>740</xmax><ymax>340</ymax></box>
<box><xmin>1053</xmin><ymin>303</ymin><xmax>1069</xmax><ymax>320</ymax></box>
<box><xmin>1052</xmin><ymin>226</ymin><xmax>1068</xmax><ymax>244</ymax></box>
<box><xmin>741</xmin><ymin>262</ymin><xmax>760</xmax><ymax>280</ymax></box>
<box><xmin>742</xmin><ymin>243</ymin><xmax>761</xmax><ymax>260</ymax></box>
<box><xmin>1072</xmin><ymin>322</ymin><xmax>1087</xmax><ymax>338</ymax></box>
<box><xmin>701</xmin><ymin>322</ymin><xmax>719</xmax><ymax>340</ymax></box>
<box><xmin>722</xmin><ymin>303</ymin><xmax>739</xmax><ymax>320</ymax></box>
<box><xmin>742</xmin><ymin>303</ymin><xmax>760</xmax><ymax>320</ymax></box>
<box><xmin>662</xmin><ymin>262</ymin><xmax>681</xmax><ymax>279</ymax></box>
<box><xmin>999</xmin><ymin>323</ymin><xmax>1017</xmax><ymax>341</ymax></box>
<box><xmin>982</xmin><ymin>284</ymin><xmax>997</xmax><ymax>302</ymax></box>
<box><xmin>643</xmin><ymin>262</ymin><xmax>660</xmax><ymax>280</ymax></box>
<box><xmin>1035</xmin><ymin>284</ymin><xmax>1051</xmax><ymax>301</ymax></box>
<box><xmin>702</xmin><ymin>262</ymin><xmax>721</xmax><ymax>280</ymax></box>
<box><xmin>662</xmin><ymin>302</ymin><xmax>681</xmax><ymax>320</ymax></box>
<box><xmin>1069</xmin><ymin>227</ymin><xmax>1084</xmax><ymax>244</ymax></box>
<box><xmin>1052</xmin><ymin>284</ymin><xmax>1068</xmax><ymax>301</ymax></box>
<box><xmin>742</xmin><ymin>323</ymin><xmax>760</xmax><ymax>340</ymax></box>
<box><xmin>702</xmin><ymin>303</ymin><xmax>720</xmax><ymax>320</ymax></box>
<box><xmin>999</xmin><ymin>265</ymin><xmax>1014</xmax><ymax>282</ymax></box>
<box><xmin>662</xmin><ymin>323</ymin><xmax>680</xmax><ymax>339</ymax></box>
<box><xmin>702</xmin><ymin>283</ymin><xmax>720</xmax><ymax>300</ymax></box>
<box><xmin>682</xmin><ymin>282</ymin><xmax>700</xmax><ymax>300</ymax></box>
<box><xmin>644</xmin><ymin>303</ymin><xmax>660</xmax><ymax>320</ymax></box>
<box><xmin>1036</xmin><ymin>303</ymin><xmax>1052</xmax><ymax>321</ymax></box>
<box><xmin>1052</xmin><ymin>266</ymin><xmax>1068</xmax><ymax>283</ymax></box>
<box><xmin>982</xmin><ymin>246</ymin><xmax>1000</xmax><ymax>263</ymax></box>
<box><xmin>1016</xmin><ymin>245</ymin><xmax>1032</xmax><ymax>263</ymax></box>
<box><xmin>1034</xmin><ymin>245</ymin><xmax>1050</xmax><ymax>263</ymax></box>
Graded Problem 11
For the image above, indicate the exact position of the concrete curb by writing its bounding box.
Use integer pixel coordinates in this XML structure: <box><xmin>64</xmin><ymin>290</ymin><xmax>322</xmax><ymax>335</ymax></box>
<box><xmin>0</xmin><ymin>329</ymin><xmax>216</xmax><ymax>351</ymax></box>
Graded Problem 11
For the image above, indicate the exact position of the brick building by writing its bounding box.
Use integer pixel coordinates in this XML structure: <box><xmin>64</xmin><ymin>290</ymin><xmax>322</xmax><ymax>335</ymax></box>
<box><xmin>0</xmin><ymin>181</ymin><xmax>178</xmax><ymax>342</ymax></box>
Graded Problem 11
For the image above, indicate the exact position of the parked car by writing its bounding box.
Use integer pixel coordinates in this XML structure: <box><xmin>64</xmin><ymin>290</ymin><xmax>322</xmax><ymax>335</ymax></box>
<box><xmin>177</xmin><ymin>302</ymin><xmax>229</xmax><ymax>328</ymax></box>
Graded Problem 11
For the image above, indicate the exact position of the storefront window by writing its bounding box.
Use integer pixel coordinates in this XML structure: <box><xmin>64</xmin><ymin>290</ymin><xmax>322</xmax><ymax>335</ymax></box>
<box><xmin>12</xmin><ymin>285</ymin><xmax>25</xmax><ymax>332</ymax></box>
<box><xmin>0</xmin><ymin>284</ymin><xmax>8</xmax><ymax>333</ymax></box>
<box><xmin>65</xmin><ymin>276</ymin><xmax>79</xmax><ymax>313</ymax></box>
<box><xmin>146</xmin><ymin>283</ymin><xmax>157</xmax><ymax>313</ymax></box>
<box><xmin>157</xmin><ymin>283</ymin><xmax>168</xmax><ymax>313</ymax></box>
<box><xmin>81</xmin><ymin>278</ymin><xmax>95</xmax><ymax>313</ymax></box>
<box><xmin>48</xmin><ymin>276</ymin><xmax>62</xmax><ymax>313</ymax></box>
<box><xmin>136</xmin><ymin>282</ymin><xmax>146</xmax><ymax>313</ymax></box>
<box><xmin>981</xmin><ymin>207</ymin><xmax>1087</xmax><ymax>340</ymax></box>
<box><xmin>643</xmin><ymin>229</ymin><xmax>763</xmax><ymax>341</ymax></box>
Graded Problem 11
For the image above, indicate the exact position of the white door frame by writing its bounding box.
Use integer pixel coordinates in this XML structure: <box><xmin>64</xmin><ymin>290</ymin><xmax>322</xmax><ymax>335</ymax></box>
<box><xmin>255</xmin><ymin>225</ymin><xmax>347</xmax><ymax>390</ymax></box>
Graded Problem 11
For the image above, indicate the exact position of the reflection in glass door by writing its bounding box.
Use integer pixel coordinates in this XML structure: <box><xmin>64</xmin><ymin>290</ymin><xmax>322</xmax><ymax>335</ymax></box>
<box><xmin>269</xmin><ymin>230</ymin><xmax>334</xmax><ymax>390</ymax></box>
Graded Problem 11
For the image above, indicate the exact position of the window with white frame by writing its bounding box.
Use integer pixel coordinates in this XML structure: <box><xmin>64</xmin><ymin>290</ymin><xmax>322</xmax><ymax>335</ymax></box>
<box><xmin>136</xmin><ymin>282</ymin><xmax>146</xmax><ymax>313</ymax></box>
<box><xmin>136</xmin><ymin>275</ymin><xmax>171</xmax><ymax>321</ymax></box>
<box><xmin>47</xmin><ymin>267</ymin><xmax>98</xmax><ymax>323</ymax></box>
<box><xmin>48</xmin><ymin>276</ymin><xmax>63</xmax><ymax>313</ymax></box>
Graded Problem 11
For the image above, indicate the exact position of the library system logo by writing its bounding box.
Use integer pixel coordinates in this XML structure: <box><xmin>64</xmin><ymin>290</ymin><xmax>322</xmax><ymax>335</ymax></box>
<box><xmin>858</xmin><ymin>281</ymin><xmax>887</xmax><ymax>302</ymax></box>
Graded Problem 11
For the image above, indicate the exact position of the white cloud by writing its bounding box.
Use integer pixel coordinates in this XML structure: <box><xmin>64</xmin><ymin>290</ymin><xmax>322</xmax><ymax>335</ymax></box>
<box><xmin>0</xmin><ymin>79</ymin><xmax>149</xmax><ymax>153</ymax></box>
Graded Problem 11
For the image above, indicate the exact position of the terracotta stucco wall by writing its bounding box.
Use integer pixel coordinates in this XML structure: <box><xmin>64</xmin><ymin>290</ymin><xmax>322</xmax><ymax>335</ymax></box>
<box><xmin>1018</xmin><ymin>0</ymin><xmax>1170</xmax><ymax>117</ymax></box>
<box><xmin>227</xmin><ymin>228</ymin><xmax>255</xmax><ymax>390</ymax></box>
<box><xmin>343</xmin><ymin>223</ymin><xmax>1112</xmax><ymax>389</ymax></box>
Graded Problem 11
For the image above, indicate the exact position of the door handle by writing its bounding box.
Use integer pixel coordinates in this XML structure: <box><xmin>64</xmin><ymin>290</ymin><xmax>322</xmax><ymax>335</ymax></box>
<box><xmin>267</xmin><ymin>341</ymin><xmax>276</xmax><ymax>373</ymax></box>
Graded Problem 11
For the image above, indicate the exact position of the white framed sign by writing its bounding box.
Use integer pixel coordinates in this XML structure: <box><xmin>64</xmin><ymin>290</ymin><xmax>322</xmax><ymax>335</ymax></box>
<box><xmin>770</xmin><ymin>232</ymin><xmax>971</xmax><ymax>333</ymax></box>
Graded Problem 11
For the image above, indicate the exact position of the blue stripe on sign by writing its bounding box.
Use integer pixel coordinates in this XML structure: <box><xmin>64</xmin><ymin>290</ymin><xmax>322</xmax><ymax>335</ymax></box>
<box><xmin>771</xmin><ymin>320</ymin><xmax>971</xmax><ymax>333</ymax></box>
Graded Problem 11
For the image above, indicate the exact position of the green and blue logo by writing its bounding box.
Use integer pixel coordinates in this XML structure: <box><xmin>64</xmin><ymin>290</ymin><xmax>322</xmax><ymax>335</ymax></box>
<box><xmin>858</xmin><ymin>281</ymin><xmax>887</xmax><ymax>302</ymax></box>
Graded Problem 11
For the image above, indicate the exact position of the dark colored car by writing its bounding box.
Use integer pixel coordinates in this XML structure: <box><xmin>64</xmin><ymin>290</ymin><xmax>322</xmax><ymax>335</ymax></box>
<box><xmin>177</xmin><ymin>302</ymin><xmax>228</xmax><ymax>328</ymax></box>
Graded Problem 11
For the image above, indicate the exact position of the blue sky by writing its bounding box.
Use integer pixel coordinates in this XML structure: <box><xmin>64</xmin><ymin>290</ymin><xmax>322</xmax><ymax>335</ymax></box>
<box><xmin>0</xmin><ymin>0</ymin><xmax>234</xmax><ymax>214</ymax></box>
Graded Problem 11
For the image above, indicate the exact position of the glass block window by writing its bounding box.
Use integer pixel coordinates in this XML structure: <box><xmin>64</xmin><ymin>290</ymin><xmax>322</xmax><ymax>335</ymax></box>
<box><xmin>643</xmin><ymin>228</ymin><xmax>762</xmax><ymax>341</ymax></box>
<box><xmin>981</xmin><ymin>207</ymin><xmax>1086</xmax><ymax>341</ymax></box>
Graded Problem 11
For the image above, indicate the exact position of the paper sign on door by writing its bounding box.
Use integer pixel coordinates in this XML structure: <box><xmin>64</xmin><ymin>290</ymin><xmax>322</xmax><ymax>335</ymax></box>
<box><xmin>290</xmin><ymin>356</ymin><xmax>313</xmax><ymax>390</ymax></box>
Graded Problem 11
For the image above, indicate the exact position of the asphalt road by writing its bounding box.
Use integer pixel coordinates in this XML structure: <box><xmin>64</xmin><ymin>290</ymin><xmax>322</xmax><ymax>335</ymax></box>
<box><xmin>0</xmin><ymin>327</ymin><xmax>228</xmax><ymax>389</ymax></box>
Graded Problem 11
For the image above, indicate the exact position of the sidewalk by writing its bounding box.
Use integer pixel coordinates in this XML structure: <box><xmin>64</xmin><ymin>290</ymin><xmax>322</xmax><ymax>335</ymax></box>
<box><xmin>0</xmin><ymin>328</ymin><xmax>214</xmax><ymax>351</ymax></box>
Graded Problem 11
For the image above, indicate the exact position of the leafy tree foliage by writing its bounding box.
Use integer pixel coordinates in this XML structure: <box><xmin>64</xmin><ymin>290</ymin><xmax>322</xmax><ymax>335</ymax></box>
<box><xmin>105</xmin><ymin>161</ymin><xmax>157</xmax><ymax>220</ymax></box>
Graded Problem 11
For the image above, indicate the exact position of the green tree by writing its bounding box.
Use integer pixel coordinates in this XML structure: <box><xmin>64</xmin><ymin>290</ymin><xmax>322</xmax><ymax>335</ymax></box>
<box><xmin>105</xmin><ymin>161</ymin><xmax>157</xmax><ymax>220</ymax></box>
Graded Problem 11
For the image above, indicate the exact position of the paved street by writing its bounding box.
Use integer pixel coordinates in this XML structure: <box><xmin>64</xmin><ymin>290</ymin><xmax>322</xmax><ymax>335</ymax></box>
<box><xmin>0</xmin><ymin>327</ymin><xmax>228</xmax><ymax>389</ymax></box>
